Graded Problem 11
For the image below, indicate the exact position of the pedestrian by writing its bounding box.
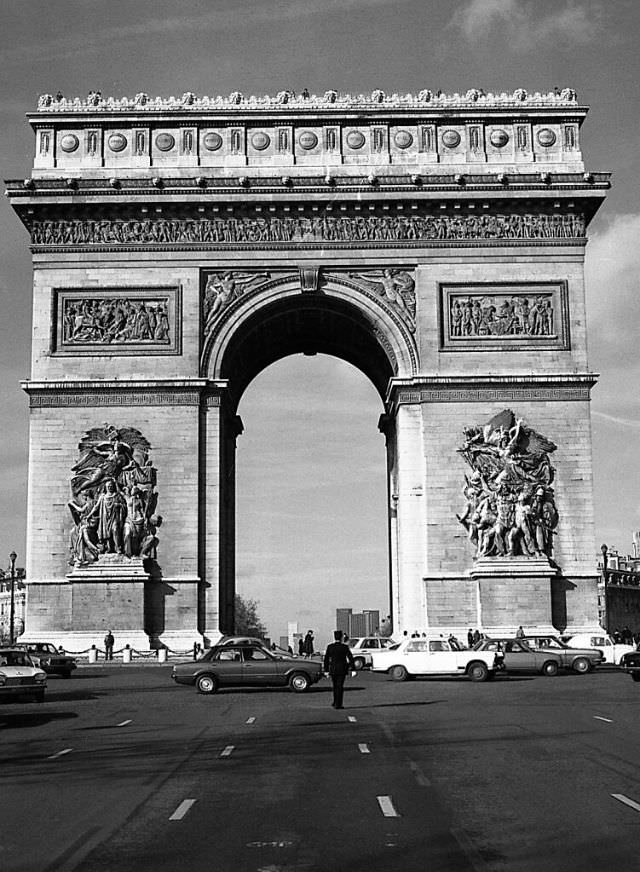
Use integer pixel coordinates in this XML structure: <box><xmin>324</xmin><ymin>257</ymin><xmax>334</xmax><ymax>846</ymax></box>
<box><xmin>323</xmin><ymin>629</ymin><xmax>356</xmax><ymax>709</ymax></box>
<box><xmin>516</xmin><ymin>625</ymin><xmax>525</xmax><ymax>639</ymax></box>
<box><xmin>298</xmin><ymin>637</ymin><xmax>304</xmax><ymax>656</ymax></box>
<box><xmin>193</xmin><ymin>641</ymin><xmax>201</xmax><ymax>661</ymax></box>
<box><xmin>622</xmin><ymin>625</ymin><xmax>633</xmax><ymax>645</ymax></box>
<box><xmin>467</xmin><ymin>628</ymin><xmax>474</xmax><ymax>648</ymax></box>
<box><xmin>303</xmin><ymin>630</ymin><xmax>314</xmax><ymax>657</ymax></box>
<box><xmin>613</xmin><ymin>627</ymin><xmax>622</xmax><ymax>643</ymax></box>
<box><xmin>104</xmin><ymin>630</ymin><xmax>115</xmax><ymax>661</ymax></box>
<box><xmin>472</xmin><ymin>629</ymin><xmax>481</xmax><ymax>645</ymax></box>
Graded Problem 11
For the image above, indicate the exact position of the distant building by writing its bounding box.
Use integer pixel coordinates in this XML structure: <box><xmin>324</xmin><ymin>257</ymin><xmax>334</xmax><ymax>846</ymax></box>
<box><xmin>598</xmin><ymin>536</ymin><xmax>640</xmax><ymax>632</ymax></box>
<box><xmin>335</xmin><ymin>608</ymin><xmax>380</xmax><ymax>638</ymax></box>
<box><xmin>0</xmin><ymin>564</ymin><xmax>26</xmax><ymax>642</ymax></box>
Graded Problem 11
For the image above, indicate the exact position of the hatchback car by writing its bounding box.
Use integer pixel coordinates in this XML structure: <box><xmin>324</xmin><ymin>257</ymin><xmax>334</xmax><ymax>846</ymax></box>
<box><xmin>348</xmin><ymin>636</ymin><xmax>398</xmax><ymax>670</ymax></box>
<box><xmin>172</xmin><ymin>644</ymin><xmax>324</xmax><ymax>694</ymax></box>
<box><xmin>474</xmin><ymin>639</ymin><xmax>561</xmax><ymax>675</ymax></box>
<box><xmin>18</xmin><ymin>642</ymin><xmax>77</xmax><ymax>678</ymax></box>
<box><xmin>0</xmin><ymin>648</ymin><xmax>47</xmax><ymax>702</ymax></box>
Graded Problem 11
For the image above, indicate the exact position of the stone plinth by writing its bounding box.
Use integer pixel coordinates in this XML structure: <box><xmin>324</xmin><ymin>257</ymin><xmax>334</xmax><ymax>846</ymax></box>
<box><xmin>471</xmin><ymin>558</ymin><xmax>557</xmax><ymax>633</ymax></box>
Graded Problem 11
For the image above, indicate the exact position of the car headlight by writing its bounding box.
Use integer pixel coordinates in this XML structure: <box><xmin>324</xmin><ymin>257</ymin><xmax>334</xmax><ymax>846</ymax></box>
<box><xmin>34</xmin><ymin>673</ymin><xmax>47</xmax><ymax>682</ymax></box>
<box><xmin>0</xmin><ymin>676</ymin><xmax>5</xmax><ymax>686</ymax></box>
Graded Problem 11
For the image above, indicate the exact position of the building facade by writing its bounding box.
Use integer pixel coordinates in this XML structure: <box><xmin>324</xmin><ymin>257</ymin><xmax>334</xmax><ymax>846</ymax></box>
<box><xmin>6</xmin><ymin>87</ymin><xmax>608</xmax><ymax>650</ymax></box>
<box><xmin>598</xmin><ymin>537</ymin><xmax>640</xmax><ymax>633</ymax></box>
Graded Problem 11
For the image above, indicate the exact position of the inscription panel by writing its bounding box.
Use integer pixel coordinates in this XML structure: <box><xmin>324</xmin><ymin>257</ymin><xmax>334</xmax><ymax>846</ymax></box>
<box><xmin>52</xmin><ymin>287</ymin><xmax>181</xmax><ymax>355</ymax></box>
<box><xmin>439</xmin><ymin>282</ymin><xmax>569</xmax><ymax>351</ymax></box>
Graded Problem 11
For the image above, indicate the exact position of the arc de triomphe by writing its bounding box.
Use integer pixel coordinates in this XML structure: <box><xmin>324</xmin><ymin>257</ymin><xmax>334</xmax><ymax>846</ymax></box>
<box><xmin>6</xmin><ymin>87</ymin><xmax>608</xmax><ymax>649</ymax></box>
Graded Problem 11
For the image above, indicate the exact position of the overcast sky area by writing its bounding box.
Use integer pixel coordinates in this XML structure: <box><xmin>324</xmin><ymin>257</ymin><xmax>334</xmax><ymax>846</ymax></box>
<box><xmin>0</xmin><ymin>0</ymin><xmax>638</xmax><ymax>646</ymax></box>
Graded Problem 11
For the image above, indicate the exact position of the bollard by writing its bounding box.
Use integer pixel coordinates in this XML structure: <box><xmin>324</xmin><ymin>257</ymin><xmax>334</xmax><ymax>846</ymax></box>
<box><xmin>157</xmin><ymin>648</ymin><xmax>168</xmax><ymax>663</ymax></box>
<box><xmin>122</xmin><ymin>645</ymin><xmax>132</xmax><ymax>664</ymax></box>
<box><xmin>88</xmin><ymin>646</ymin><xmax>97</xmax><ymax>664</ymax></box>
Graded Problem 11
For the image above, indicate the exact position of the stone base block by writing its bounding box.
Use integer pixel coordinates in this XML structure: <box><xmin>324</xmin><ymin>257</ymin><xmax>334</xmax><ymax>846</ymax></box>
<box><xmin>476</xmin><ymin>574</ymin><xmax>554</xmax><ymax>631</ymax></box>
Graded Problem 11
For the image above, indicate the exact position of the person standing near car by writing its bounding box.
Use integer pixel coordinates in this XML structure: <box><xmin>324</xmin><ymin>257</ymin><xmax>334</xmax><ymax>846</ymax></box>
<box><xmin>324</xmin><ymin>630</ymin><xmax>356</xmax><ymax>710</ymax></box>
<box><xmin>104</xmin><ymin>630</ymin><xmax>115</xmax><ymax>661</ymax></box>
<box><xmin>303</xmin><ymin>630</ymin><xmax>314</xmax><ymax>657</ymax></box>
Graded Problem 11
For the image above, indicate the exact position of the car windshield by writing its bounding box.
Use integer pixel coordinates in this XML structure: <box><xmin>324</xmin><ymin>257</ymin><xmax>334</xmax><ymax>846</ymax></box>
<box><xmin>0</xmin><ymin>652</ymin><xmax>33</xmax><ymax>667</ymax></box>
<box><xmin>536</xmin><ymin>638</ymin><xmax>563</xmax><ymax>649</ymax></box>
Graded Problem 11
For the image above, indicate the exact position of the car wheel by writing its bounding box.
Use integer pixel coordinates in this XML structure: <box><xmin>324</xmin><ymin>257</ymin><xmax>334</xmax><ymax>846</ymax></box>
<box><xmin>542</xmin><ymin>660</ymin><xmax>559</xmax><ymax>676</ymax></box>
<box><xmin>289</xmin><ymin>672</ymin><xmax>310</xmax><ymax>693</ymax></box>
<box><xmin>572</xmin><ymin>657</ymin><xmax>590</xmax><ymax>674</ymax></box>
<box><xmin>196</xmin><ymin>673</ymin><xmax>218</xmax><ymax>694</ymax></box>
<box><xmin>353</xmin><ymin>657</ymin><xmax>365</xmax><ymax>671</ymax></box>
<box><xmin>632</xmin><ymin>673</ymin><xmax>640</xmax><ymax>683</ymax></box>
<box><xmin>468</xmin><ymin>662</ymin><xmax>489</xmax><ymax>682</ymax></box>
<box><xmin>390</xmin><ymin>665</ymin><xmax>408</xmax><ymax>681</ymax></box>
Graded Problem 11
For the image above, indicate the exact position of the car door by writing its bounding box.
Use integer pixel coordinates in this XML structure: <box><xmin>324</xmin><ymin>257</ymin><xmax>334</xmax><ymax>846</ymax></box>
<box><xmin>402</xmin><ymin>639</ymin><xmax>431</xmax><ymax>673</ymax></box>
<box><xmin>427</xmin><ymin>639</ymin><xmax>458</xmax><ymax>672</ymax></box>
<box><xmin>211</xmin><ymin>647</ymin><xmax>244</xmax><ymax>685</ymax></box>
<box><xmin>241</xmin><ymin>647</ymin><xmax>279</xmax><ymax>686</ymax></box>
<box><xmin>503</xmin><ymin>640</ymin><xmax>535</xmax><ymax>671</ymax></box>
<box><xmin>589</xmin><ymin>636</ymin><xmax>614</xmax><ymax>664</ymax></box>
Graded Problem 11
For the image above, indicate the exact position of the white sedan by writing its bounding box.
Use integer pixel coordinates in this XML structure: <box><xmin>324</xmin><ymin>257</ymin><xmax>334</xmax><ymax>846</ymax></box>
<box><xmin>348</xmin><ymin>636</ymin><xmax>397</xmax><ymax>670</ymax></box>
<box><xmin>370</xmin><ymin>636</ymin><xmax>499</xmax><ymax>682</ymax></box>
<box><xmin>0</xmin><ymin>648</ymin><xmax>47</xmax><ymax>702</ymax></box>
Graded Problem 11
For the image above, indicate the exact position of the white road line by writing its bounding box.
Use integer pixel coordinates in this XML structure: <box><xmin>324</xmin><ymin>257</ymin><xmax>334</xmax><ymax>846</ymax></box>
<box><xmin>377</xmin><ymin>795</ymin><xmax>400</xmax><ymax>818</ymax></box>
<box><xmin>348</xmin><ymin>716</ymin><xmax>357</xmax><ymax>723</ymax></box>
<box><xmin>117</xmin><ymin>719</ymin><xmax>132</xmax><ymax>727</ymax></box>
<box><xmin>408</xmin><ymin>759</ymin><xmax>431</xmax><ymax>787</ymax></box>
<box><xmin>358</xmin><ymin>743</ymin><xmax>370</xmax><ymax>754</ymax></box>
<box><xmin>612</xmin><ymin>793</ymin><xmax>640</xmax><ymax>813</ymax></box>
<box><xmin>594</xmin><ymin>716</ymin><xmax>613</xmax><ymax>723</ymax></box>
<box><xmin>48</xmin><ymin>748</ymin><xmax>73</xmax><ymax>759</ymax></box>
<box><xmin>169</xmin><ymin>799</ymin><xmax>196</xmax><ymax>821</ymax></box>
<box><xmin>246</xmin><ymin>717</ymin><xmax>256</xmax><ymax>724</ymax></box>
<box><xmin>220</xmin><ymin>745</ymin><xmax>235</xmax><ymax>757</ymax></box>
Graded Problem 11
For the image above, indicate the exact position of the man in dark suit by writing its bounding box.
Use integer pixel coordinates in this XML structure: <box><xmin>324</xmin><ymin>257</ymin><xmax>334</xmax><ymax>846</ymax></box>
<box><xmin>323</xmin><ymin>630</ymin><xmax>356</xmax><ymax>709</ymax></box>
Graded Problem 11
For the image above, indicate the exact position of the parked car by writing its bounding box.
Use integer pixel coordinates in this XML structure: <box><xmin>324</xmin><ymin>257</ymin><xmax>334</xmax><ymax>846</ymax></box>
<box><xmin>619</xmin><ymin>649</ymin><xmax>640</xmax><ymax>681</ymax></box>
<box><xmin>521</xmin><ymin>635</ymin><xmax>603</xmax><ymax>673</ymax></box>
<box><xmin>18</xmin><ymin>642</ymin><xmax>77</xmax><ymax>678</ymax></box>
<box><xmin>348</xmin><ymin>636</ymin><xmax>398</xmax><ymax>670</ymax></box>
<box><xmin>0</xmin><ymin>648</ymin><xmax>47</xmax><ymax>702</ymax></box>
<box><xmin>562</xmin><ymin>632</ymin><xmax>634</xmax><ymax>665</ymax></box>
<box><xmin>172</xmin><ymin>644</ymin><xmax>325</xmax><ymax>694</ymax></box>
<box><xmin>474</xmin><ymin>639</ymin><xmax>561</xmax><ymax>676</ymax></box>
<box><xmin>369</xmin><ymin>636</ymin><xmax>500</xmax><ymax>682</ymax></box>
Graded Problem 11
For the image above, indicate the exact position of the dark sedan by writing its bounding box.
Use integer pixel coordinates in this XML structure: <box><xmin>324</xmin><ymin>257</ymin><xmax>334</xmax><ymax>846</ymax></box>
<box><xmin>474</xmin><ymin>639</ymin><xmax>561</xmax><ymax>676</ymax></box>
<box><xmin>172</xmin><ymin>644</ymin><xmax>324</xmax><ymax>694</ymax></box>
<box><xmin>619</xmin><ymin>649</ymin><xmax>640</xmax><ymax>681</ymax></box>
<box><xmin>18</xmin><ymin>642</ymin><xmax>77</xmax><ymax>678</ymax></box>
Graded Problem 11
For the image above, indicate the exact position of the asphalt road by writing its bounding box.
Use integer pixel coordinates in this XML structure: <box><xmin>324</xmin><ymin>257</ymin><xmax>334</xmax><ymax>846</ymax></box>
<box><xmin>1</xmin><ymin>664</ymin><xmax>640</xmax><ymax>872</ymax></box>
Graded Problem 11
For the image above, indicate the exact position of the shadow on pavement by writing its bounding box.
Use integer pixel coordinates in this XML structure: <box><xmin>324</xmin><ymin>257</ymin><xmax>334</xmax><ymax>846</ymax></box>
<box><xmin>0</xmin><ymin>710</ymin><xmax>79</xmax><ymax>730</ymax></box>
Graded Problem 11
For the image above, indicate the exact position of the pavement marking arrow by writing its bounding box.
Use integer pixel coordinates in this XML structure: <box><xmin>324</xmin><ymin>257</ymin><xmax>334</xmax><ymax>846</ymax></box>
<box><xmin>377</xmin><ymin>795</ymin><xmax>400</xmax><ymax>817</ymax></box>
<box><xmin>612</xmin><ymin>794</ymin><xmax>640</xmax><ymax>813</ymax></box>
<box><xmin>169</xmin><ymin>799</ymin><xmax>196</xmax><ymax>820</ymax></box>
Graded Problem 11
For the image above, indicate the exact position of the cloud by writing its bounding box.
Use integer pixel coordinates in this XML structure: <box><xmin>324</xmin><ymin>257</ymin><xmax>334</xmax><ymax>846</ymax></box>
<box><xmin>592</xmin><ymin>411</ymin><xmax>640</xmax><ymax>429</ymax></box>
<box><xmin>451</xmin><ymin>0</ymin><xmax>602</xmax><ymax>48</ymax></box>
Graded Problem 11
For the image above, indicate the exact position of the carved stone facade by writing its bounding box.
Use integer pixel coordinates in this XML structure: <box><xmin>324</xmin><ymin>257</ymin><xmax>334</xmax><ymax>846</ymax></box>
<box><xmin>6</xmin><ymin>89</ymin><xmax>608</xmax><ymax>649</ymax></box>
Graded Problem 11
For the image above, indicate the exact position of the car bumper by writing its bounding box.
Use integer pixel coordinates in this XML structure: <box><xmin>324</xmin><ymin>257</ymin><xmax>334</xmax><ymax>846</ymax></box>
<box><xmin>0</xmin><ymin>685</ymin><xmax>45</xmax><ymax>697</ymax></box>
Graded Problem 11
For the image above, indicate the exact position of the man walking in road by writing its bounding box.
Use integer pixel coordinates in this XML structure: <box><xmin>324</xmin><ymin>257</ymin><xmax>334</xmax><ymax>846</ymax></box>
<box><xmin>104</xmin><ymin>630</ymin><xmax>115</xmax><ymax>661</ymax></box>
<box><xmin>324</xmin><ymin>630</ymin><xmax>356</xmax><ymax>709</ymax></box>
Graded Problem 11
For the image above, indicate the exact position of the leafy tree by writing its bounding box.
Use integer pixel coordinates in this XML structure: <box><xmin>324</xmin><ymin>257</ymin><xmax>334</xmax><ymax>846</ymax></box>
<box><xmin>234</xmin><ymin>594</ymin><xmax>268</xmax><ymax>638</ymax></box>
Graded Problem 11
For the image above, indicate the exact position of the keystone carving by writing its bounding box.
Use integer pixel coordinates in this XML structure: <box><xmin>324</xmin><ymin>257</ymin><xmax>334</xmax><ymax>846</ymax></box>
<box><xmin>457</xmin><ymin>410</ymin><xmax>558</xmax><ymax>560</ymax></box>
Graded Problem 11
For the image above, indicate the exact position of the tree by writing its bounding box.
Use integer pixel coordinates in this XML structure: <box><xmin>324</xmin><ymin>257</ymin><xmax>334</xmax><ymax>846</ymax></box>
<box><xmin>234</xmin><ymin>594</ymin><xmax>268</xmax><ymax>638</ymax></box>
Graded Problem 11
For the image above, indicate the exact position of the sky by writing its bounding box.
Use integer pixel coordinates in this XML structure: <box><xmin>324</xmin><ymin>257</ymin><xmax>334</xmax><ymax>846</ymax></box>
<box><xmin>1</xmin><ymin>0</ymin><xmax>639</xmax><ymax>647</ymax></box>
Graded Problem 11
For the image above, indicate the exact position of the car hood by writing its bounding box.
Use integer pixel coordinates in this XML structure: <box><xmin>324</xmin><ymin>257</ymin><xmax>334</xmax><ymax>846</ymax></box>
<box><xmin>0</xmin><ymin>667</ymin><xmax>46</xmax><ymax>678</ymax></box>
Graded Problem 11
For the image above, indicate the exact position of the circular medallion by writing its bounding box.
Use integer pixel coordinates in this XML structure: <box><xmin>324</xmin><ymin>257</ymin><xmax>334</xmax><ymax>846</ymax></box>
<box><xmin>251</xmin><ymin>131</ymin><xmax>270</xmax><ymax>151</ymax></box>
<box><xmin>155</xmin><ymin>133</ymin><xmax>175</xmax><ymax>152</ymax></box>
<box><xmin>60</xmin><ymin>134</ymin><xmax>79</xmax><ymax>153</ymax></box>
<box><xmin>537</xmin><ymin>128</ymin><xmax>556</xmax><ymax>147</ymax></box>
<box><xmin>203</xmin><ymin>132</ymin><xmax>223</xmax><ymax>151</ymax></box>
<box><xmin>298</xmin><ymin>130</ymin><xmax>318</xmax><ymax>150</ymax></box>
<box><xmin>442</xmin><ymin>129</ymin><xmax>461</xmax><ymax>148</ymax></box>
<box><xmin>490</xmin><ymin>129</ymin><xmax>509</xmax><ymax>148</ymax></box>
<box><xmin>346</xmin><ymin>130</ymin><xmax>366</xmax><ymax>149</ymax></box>
<box><xmin>108</xmin><ymin>133</ymin><xmax>127</xmax><ymax>153</ymax></box>
<box><xmin>394</xmin><ymin>130</ymin><xmax>413</xmax><ymax>149</ymax></box>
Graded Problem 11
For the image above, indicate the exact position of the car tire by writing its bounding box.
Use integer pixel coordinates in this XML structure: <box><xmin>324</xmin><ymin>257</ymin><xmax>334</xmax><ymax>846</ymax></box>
<box><xmin>572</xmin><ymin>657</ymin><xmax>590</xmax><ymax>674</ymax></box>
<box><xmin>631</xmin><ymin>673</ymin><xmax>640</xmax><ymax>683</ymax></box>
<box><xmin>289</xmin><ymin>672</ymin><xmax>310</xmax><ymax>693</ymax></box>
<box><xmin>353</xmin><ymin>657</ymin><xmax>365</xmax><ymax>671</ymax></box>
<box><xmin>541</xmin><ymin>660</ymin><xmax>559</xmax><ymax>677</ymax></box>
<box><xmin>467</xmin><ymin>662</ymin><xmax>489</xmax><ymax>682</ymax></box>
<box><xmin>389</xmin><ymin>665</ymin><xmax>408</xmax><ymax>681</ymax></box>
<box><xmin>196</xmin><ymin>673</ymin><xmax>218</xmax><ymax>694</ymax></box>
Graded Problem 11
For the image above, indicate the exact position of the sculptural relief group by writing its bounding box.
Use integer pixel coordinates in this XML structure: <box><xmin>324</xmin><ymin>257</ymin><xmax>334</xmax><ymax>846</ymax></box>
<box><xmin>449</xmin><ymin>293</ymin><xmax>555</xmax><ymax>339</ymax></box>
<box><xmin>67</xmin><ymin>425</ymin><xmax>162</xmax><ymax>567</ymax></box>
<box><xmin>62</xmin><ymin>297</ymin><xmax>171</xmax><ymax>345</ymax></box>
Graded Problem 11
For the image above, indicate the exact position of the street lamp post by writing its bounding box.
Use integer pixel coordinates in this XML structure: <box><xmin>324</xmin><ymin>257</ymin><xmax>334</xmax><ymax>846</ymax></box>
<box><xmin>9</xmin><ymin>551</ymin><xmax>17</xmax><ymax>646</ymax></box>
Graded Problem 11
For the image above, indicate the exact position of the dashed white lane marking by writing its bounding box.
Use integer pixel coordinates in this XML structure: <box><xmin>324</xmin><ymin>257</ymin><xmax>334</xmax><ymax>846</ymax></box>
<box><xmin>48</xmin><ymin>748</ymin><xmax>73</xmax><ymax>759</ymax></box>
<box><xmin>117</xmin><ymin>719</ymin><xmax>132</xmax><ymax>727</ymax></box>
<box><xmin>594</xmin><ymin>716</ymin><xmax>613</xmax><ymax>723</ymax></box>
<box><xmin>408</xmin><ymin>759</ymin><xmax>431</xmax><ymax>787</ymax></box>
<box><xmin>612</xmin><ymin>793</ymin><xmax>640</xmax><ymax>813</ymax></box>
<box><xmin>358</xmin><ymin>743</ymin><xmax>370</xmax><ymax>754</ymax></box>
<box><xmin>348</xmin><ymin>716</ymin><xmax>357</xmax><ymax>723</ymax></box>
<box><xmin>246</xmin><ymin>717</ymin><xmax>256</xmax><ymax>724</ymax></box>
<box><xmin>220</xmin><ymin>745</ymin><xmax>235</xmax><ymax>757</ymax></box>
<box><xmin>169</xmin><ymin>799</ymin><xmax>196</xmax><ymax>820</ymax></box>
<box><xmin>377</xmin><ymin>795</ymin><xmax>400</xmax><ymax>817</ymax></box>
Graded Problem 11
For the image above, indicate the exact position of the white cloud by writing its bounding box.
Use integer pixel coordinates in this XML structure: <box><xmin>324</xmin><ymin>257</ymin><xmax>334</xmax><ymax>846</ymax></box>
<box><xmin>451</xmin><ymin>0</ymin><xmax>602</xmax><ymax>48</ymax></box>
